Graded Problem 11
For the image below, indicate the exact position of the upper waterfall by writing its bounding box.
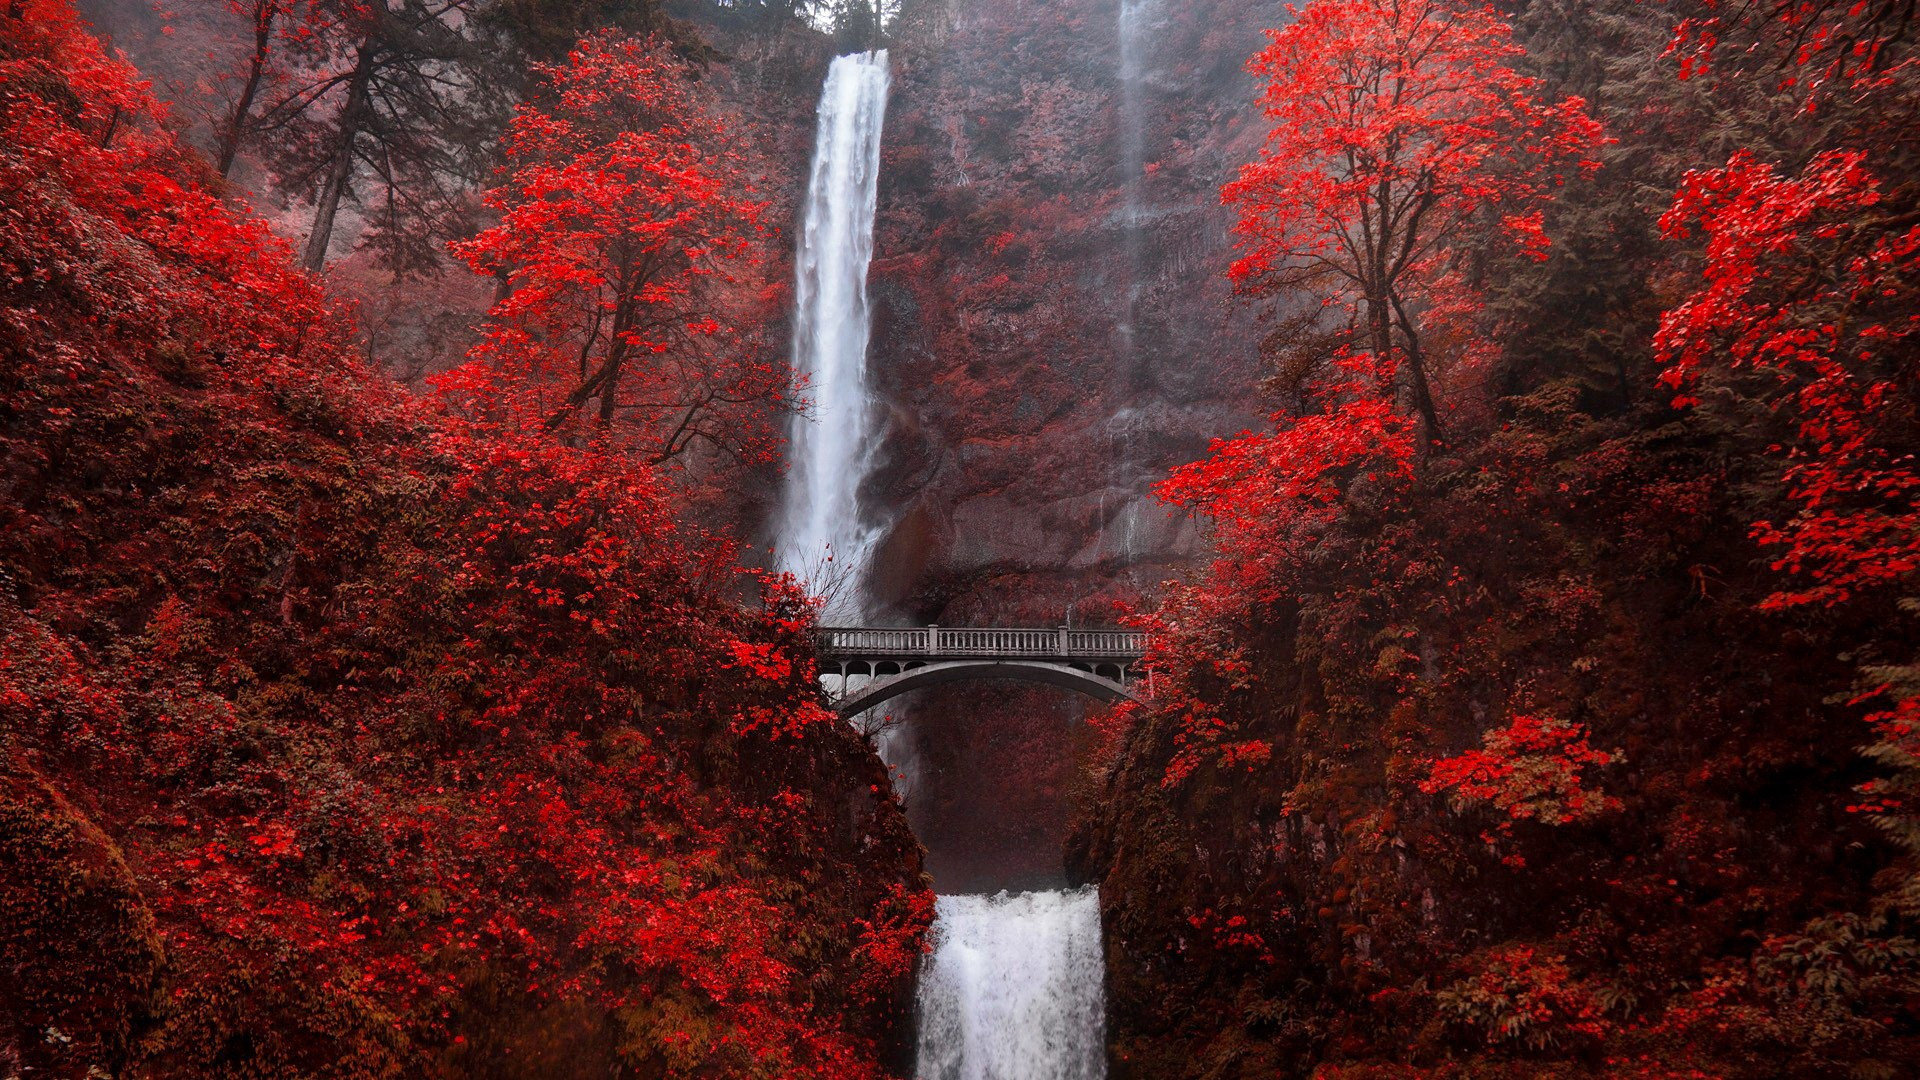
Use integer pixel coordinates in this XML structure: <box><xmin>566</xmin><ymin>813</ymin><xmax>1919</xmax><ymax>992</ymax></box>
<box><xmin>777</xmin><ymin>50</ymin><xmax>892</xmax><ymax>621</ymax></box>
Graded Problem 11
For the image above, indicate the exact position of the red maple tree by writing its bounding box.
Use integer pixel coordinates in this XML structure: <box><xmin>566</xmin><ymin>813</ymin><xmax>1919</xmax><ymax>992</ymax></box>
<box><xmin>447</xmin><ymin>31</ymin><xmax>787</xmax><ymax>473</ymax></box>
<box><xmin>1222</xmin><ymin>0</ymin><xmax>1602</xmax><ymax>440</ymax></box>
<box><xmin>1142</xmin><ymin>0</ymin><xmax>1604</xmax><ymax>784</ymax></box>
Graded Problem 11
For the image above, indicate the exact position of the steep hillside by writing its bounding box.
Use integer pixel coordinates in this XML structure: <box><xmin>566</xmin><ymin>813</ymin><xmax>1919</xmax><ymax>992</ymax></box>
<box><xmin>1071</xmin><ymin>0</ymin><xmax>1920</xmax><ymax>1075</ymax></box>
<box><xmin>0</xmin><ymin>7</ymin><xmax>928</xmax><ymax>1076</ymax></box>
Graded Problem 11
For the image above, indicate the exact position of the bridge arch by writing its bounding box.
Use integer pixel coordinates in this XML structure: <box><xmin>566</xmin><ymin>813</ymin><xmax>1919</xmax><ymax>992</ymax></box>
<box><xmin>829</xmin><ymin>659</ymin><xmax>1144</xmax><ymax>719</ymax></box>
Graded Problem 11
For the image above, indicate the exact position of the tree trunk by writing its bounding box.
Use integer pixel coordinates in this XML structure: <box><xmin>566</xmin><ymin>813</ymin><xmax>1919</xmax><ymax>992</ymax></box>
<box><xmin>1367</xmin><ymin>290</ymin><xmax>1398</xmax><ymax>392</ymax></box>
<box><xmin>546</xmin><ymin>310</ymin><xmax>631</xmax><ymax>431</ymax></box>
<box><xmin>1368</xmin><ymin>289</ymin><xmax>1441</xmax><ymax>449</ymax></box>
<box><xmin>214</xmin><ymin>0</ymin><xmax>275</xmax><ymax>178</ymax></box>
<box><xmin>596</xmin><ymin>348</ymin><xmax>624</xmax><ymax>427</ymax></box>
<box><xmin>1388</xmin><ymin>290</ymin><xmax>1442</xmax><ymax>445</ymax></box>
<box><xmin>1402</xmin><ymin>335</ymin><xmax>1442</xmax><ymax>446</ymax></box>
<box><xmin>1367</xmin><ymin>169</ymin><xmax>1441</xmax><ymax>448</ymax></box>
<box><xmin>302</xmin><ymin>38</ymin><xmax>375</xmax><ymax>272</ymax></box>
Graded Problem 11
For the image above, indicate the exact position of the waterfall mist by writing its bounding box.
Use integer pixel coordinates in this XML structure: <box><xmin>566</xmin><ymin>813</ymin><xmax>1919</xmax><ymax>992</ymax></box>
<box><xmin>915</xmin><ymin>888</ymin><xmax>1108</xmax><ymax>1080</ymax></box>
<box><xmin>1104</xmin><ymin>0</ymin><xmax>1159</xmax><ymax>567</ymax></box>
<box><xmin>777</xmin><ymin>50</ymin><xmax>892</xmax><ymax>621</ymax></box>
<box><xmin>1115</xmin><ymin>0</ymin><xmax>1151</xmax><ymax>362</ymax></box>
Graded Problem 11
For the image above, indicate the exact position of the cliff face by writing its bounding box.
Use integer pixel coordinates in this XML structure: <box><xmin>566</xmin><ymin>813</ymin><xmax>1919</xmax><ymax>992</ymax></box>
<box><xmin>852</xmin><ymin>0</ymin><xmax>1269</xmax><ymax>891</ymax></box>
<box><xmin>865</xmin><ymin>0</ymin><xmax>1266</xmax><ymax>617</ymax></box>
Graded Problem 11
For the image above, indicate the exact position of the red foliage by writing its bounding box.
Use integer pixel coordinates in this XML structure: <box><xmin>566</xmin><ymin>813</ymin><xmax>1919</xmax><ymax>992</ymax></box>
<box><xmin>1148</xmin><ymin>350</ymin><xmax>1414</xmax><ymax>785</ymax></box>
<box><xmin>1225</xmin><ymin>0</ymin><xmax>1600</xmax><ymax>287</ymax></box>
<box><xmin>1669</xmin><ymin>0</ymin><xmax>1920</xmax><ymax>105</ymax></box>
<box><xmin>447</xmin><ymin>31</ymin><xmax>787</xmax><ymax>474</ymax></box>
<box><xmin>847</xmin><ymin>883</ymin><xmax>939</xmax><ymax>1007</ymax></box>
<box><xmin>1435</xmin><ymin>944</ymin><xmax>1609</xmax><ymax>1050</ymax></box>
<box><xmin>1157</xmin><ymin>352</ymin><xmax>1414</xmax><ymax>604</ymax></box>
<box><xmin>1222</xmin><ymin>0</ymin><xmax>1602</xmax><ymax>434</ymax></box>
<box><xmin>0</xmin><ymin>5</ymin><xmax>927</xmax><ymax>1073</ymax></box>
<box><xmin>1419</xmin><ymin>714</ymin><xmax>1621</xmax><ymax>840</ymax></box>
<box><xmin>1655</xmin><ymin>149</ymin><xmax>1920</xmax><ymax>610</ymax></box>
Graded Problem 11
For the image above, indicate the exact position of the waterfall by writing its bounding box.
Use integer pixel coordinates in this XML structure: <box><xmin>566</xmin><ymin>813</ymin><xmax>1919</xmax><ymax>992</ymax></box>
<box><xmin>1115</xmin><ymin>0</ymin><xmax>1146</xmax><ymax>377</ymax></box>
<box><xmin>780</xmin><ymin>52</ymin><xmax>1108</xmax><ymax>1080</ymax></box>
<box><xmin>1107</xmin><ymin>0</ymin><xmax>1155</xmax><ymax>566</ymax></box>
<box><xmin>1117</xmin><ymin>0</ymin><xmax>1147</xmax><ymax>215</ymax></box>
<box><xmin>778</xmin><ymin>51</ymin><xmax>892</xmax><ymax>621</ymax></box>
<box><xmin>915</xmin><ymin>888</ymin><xmax>1108</xmax><ymax>1080</ymax></box>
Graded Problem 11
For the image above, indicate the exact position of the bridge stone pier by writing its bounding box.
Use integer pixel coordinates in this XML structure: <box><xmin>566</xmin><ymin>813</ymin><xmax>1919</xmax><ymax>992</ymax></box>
<box><xmin>816</xmin><ymin>625</ymin><xmax>1149</xmax><ymax>718</ymax></box>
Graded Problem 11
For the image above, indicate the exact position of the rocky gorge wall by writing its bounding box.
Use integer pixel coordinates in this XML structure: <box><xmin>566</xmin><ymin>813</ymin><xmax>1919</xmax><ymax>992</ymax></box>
<box><xmin>849</xmin><ymin>0</ymin><xmax>1271</xmax><ymax>891</ymax></box>
<box><xmin>863</xmin><ymin>0</ymin><xmax>1266</xmax><ymax>616</ymax></box>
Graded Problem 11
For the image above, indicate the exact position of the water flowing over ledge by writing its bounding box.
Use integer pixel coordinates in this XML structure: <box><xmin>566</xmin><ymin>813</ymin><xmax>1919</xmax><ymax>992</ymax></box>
<box><xmin>777</xmin><ymin>50</ymin><xmax>892</xmax><ymax>621</ymax></box>
<box><xmin>915</xmin><ymin>887</ymin><xmax>1108</xmax><ymax>1080</ymax></box>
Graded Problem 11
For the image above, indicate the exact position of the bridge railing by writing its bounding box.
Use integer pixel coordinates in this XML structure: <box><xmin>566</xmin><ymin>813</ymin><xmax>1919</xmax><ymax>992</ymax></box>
<box><xmin>817</xmin><ymin>625</ymin><xmax>1146</xmax><ymax>659</ymax></box>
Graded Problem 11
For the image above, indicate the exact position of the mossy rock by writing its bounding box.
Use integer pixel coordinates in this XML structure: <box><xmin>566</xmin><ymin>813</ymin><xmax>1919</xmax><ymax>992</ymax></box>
<box><xmin>434</xmin><ymin>970</ymin><xmax>629</xmax><ymax>1080</ymax></box>
<box><xmin>129</xmin><ymin>963</ymin><xmax>414</xmax><ymax>1080</ymax></box>
<box><xmin>0</xmin><ymin>765</ymin><xmax>162</xmax><ymax>1078</ymax></box>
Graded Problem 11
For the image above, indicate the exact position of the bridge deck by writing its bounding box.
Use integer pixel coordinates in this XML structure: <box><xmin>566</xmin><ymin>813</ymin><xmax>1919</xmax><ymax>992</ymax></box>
<box><xmin>816</xmin><ymin>625</ymin><xmax>1145</xmax><ymax>662</ymax></box>
<box><xmin>815</xmin><ymin>625</ymin><xmax>1150</xmax><ymax>716</ymax></box>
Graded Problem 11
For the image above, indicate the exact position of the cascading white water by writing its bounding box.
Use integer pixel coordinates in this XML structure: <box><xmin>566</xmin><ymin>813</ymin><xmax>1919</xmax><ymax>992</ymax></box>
<box><xmin>778</xmin><ymin>51</ymin><xmax>892</xmax><ymax>621</ymax></box>
<box><xmin>915</xmin><ymin>888</ymin><xmax>1108</xmax><ymax>1080</ymax></box>
<box><xmin>780</xmin><ymin>50</ymin><xmax>1108</xmax><ymax>1080</ymax></box>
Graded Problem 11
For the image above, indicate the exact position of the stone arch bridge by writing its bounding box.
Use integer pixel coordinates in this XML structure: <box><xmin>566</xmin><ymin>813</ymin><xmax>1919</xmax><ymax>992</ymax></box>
<box><xmin>816</xmin><ymin>625</ymin><xmax>1150</xmax><ymax>718</ymax></box>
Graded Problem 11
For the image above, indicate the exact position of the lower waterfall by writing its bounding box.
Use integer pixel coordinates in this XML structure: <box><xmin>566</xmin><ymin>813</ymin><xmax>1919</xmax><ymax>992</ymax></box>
<box><xmin>914</xmin><ymin>888</ymin><xmax>1107</xmax><ymax>1080</ymax></box>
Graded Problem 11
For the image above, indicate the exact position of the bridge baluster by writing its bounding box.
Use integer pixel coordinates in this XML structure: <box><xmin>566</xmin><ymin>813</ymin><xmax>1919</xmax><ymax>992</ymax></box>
<box><xmin>813</xmin><ymin>623</ymin><xmax>1148</xmax><ymax>711</ymax></box>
